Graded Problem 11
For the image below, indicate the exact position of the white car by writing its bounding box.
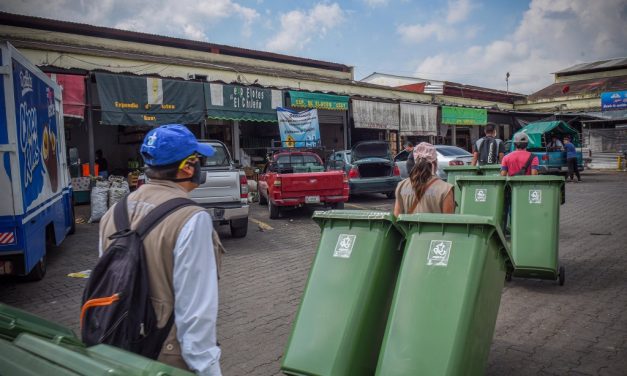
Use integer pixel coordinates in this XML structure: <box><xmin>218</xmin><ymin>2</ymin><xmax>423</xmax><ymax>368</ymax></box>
<box><xmin>394</xmin><ymin>145</ymin><xmax>473</xmax><ymax>180</ymax></box>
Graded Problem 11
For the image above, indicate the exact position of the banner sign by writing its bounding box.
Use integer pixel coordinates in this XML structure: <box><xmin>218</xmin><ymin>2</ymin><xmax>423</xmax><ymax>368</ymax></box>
<box><xmin>47</xmin><ymin>73</ymin><xmax>86</xmax><ymax>120</ymax></box>
<box><xmin>441</xmin><ymin>106</ymin><xmax>487</xmax><ymax>125</ymax></box>
<box><xmin>95</xmin><ymin>73</ymin><xmax>206</xmax><ymax>126</ymax></box>
<box><xmin>277</xmin><ymin>108</ymin><xmax>321</xmax><ymax>147</ymax></box>
<box><xmin>601</xmin><ymin>91</ymin><xmax>627</xmax><ymax>111</ymax></box>
<box><xmin>205</xmin><ymin>83</ymin><xmax>282</xmax><ymax>122</ymax></box>
<box><xmin>289</xmin><ymin>91</ymin><xmax>349</xmax><ymax>111</ymax></box>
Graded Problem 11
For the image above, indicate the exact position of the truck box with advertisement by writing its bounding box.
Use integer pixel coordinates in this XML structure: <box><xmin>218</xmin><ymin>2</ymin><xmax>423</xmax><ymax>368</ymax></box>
<box><xmin>0</xmin><ymin>41</ymin><xmax>74</xmax><ymax>280</ymax></box>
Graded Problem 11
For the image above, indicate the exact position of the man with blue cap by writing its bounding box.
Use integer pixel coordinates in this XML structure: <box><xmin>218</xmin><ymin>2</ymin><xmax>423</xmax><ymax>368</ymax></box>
<box><xmin>98</xmin><ymin>124</ymin><xmax>222</xmax><ymax>375</ymax></box>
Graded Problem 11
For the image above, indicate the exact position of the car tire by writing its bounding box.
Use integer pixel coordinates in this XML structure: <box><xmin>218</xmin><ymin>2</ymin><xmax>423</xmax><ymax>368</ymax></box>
<box><xmin>230</xmin><ymin>218</ymin><xmax>248</xmax><ymax>238</ymax></box>
<box><xmin>258</xmin><ymin>188</ymin><xmax>267</xmax><ymax>205</ymax></box>
<box><xmin>332</xmin><ymin>202</ymin><xmax>345</xmax><ymax>210</ymax></box>
<box><xmin>68</xmin><ymin>205</ymin><xmax>76</xmax><ymax>235</ymax></box>
<box><xmin>268</xmin><ymin>199</ymin><xmax>280</xmax><ymax>219</ymax></box>
<box><xmin>386</xmin><ymin>191</ymin><xmax>395</xmax><ymax>199</ymax></box>
<box><xmin>25</xmin><ymin>256</ymin><xmax>47</xmax><ymax>282</ymax></box>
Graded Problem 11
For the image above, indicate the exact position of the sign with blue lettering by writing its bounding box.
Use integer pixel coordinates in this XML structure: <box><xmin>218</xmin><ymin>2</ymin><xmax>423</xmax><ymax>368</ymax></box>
<box><xmin>12</xmin><ymin>58</ymin><xmax>60</xmax><ymax>212</ymax></box>
<box><xmin>277</xmin><ymin>108</ymin><xmax>321</xmax><ymax>148</ymax></box>
<box><xmin>601</xmin><ymin>91</ymin><xmax>627</xmax><ymax>111</ymax></box>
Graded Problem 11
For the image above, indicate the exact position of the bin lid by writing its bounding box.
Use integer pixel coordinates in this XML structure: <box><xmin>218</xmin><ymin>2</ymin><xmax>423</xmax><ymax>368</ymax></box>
<box><xmin>479</xmin><ymin>164</ymin><xmax>502</xmax><ymax>170</ymax></box>
<box><xmin>507</xmin><ymin>175</ymin><xmax>565</xmax><ymax>183</ymax></box>
<box><xmin>395</xmin><ymin>214</ymin><xmax>514</xmax><ymax>268</ymax></box>
<box><xmin>312</xmin><ymin>209</ymin><xmax>394</xmax><ymax>222</ymax></box>
<box><xmin>442</xmin><ymin>165</ymin><xmax>479</xmax><ymax>172</ymax></box>
<box><xmin>456</xmin><ymin>176</ymin><xmax>507</xmax><ymax>184</ymax></box>
<box><xmin>0</xmin><ymin>304</ymin><xmax>82</xmax><ymax>346</ymax></box>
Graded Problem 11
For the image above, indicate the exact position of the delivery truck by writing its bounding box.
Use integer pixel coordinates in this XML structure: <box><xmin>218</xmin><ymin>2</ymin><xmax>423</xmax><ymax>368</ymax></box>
<box><xmin>0</xmin><ymin>41</ymin><xmax>74</xmax><ymax>280</ymax></box>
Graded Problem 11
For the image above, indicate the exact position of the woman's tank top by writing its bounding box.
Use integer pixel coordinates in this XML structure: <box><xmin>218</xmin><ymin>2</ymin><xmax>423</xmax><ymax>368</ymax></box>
<box><xmin>395</xmin><ymin>177</ymin><xmax>453</xmax><ymax>214</ymax></box>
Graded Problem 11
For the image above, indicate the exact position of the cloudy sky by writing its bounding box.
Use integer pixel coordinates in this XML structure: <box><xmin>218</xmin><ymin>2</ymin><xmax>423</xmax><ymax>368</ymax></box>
<box><xmin>2</xmin><ymin>0</ymin><xmax>626</xmax><ymax>94</ymax></box>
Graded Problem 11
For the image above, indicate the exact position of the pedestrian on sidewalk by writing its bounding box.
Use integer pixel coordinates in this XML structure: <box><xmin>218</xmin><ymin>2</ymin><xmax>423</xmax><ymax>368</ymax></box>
<box><xmin>564</xmin><ymin>135</ymin><xmax>581</xmax><ymax>182</ymax></box>
<box><xmin>471</xmin><ymin>123</ymin><xmax>505</xmax><ymax>166</ymax></box>
<box><xmin>403</xmin><ymin>141</ymin><xmax>415</xmax><ymax>174</ymax></box>
<box><xmin>394</xmin><ymin>142</ymin><xmax>454</xmax><ymax>215</ymax></box>
<box><xmin>500</xmin><ymin>133</ymin><xmax>539</xmax><ymax>176</ymax></box>
<box><xmin>98</xmin><ymin>124</ymin><xmax>222</xmax><ymax>375</ymax></box>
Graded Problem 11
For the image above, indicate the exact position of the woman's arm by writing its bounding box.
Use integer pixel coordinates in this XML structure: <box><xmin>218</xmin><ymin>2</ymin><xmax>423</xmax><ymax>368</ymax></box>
<box><xmin>442</xmin><ymin>189</ymin><xmax>455</xmax><ymax>214</ymax></box>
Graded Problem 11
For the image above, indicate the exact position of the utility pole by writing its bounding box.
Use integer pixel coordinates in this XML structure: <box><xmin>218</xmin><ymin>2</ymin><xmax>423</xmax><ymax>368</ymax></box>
<box><xmin>506</xmin><ymin>72</ymin><xmax>510</xmax><ymax>94</ymax></box>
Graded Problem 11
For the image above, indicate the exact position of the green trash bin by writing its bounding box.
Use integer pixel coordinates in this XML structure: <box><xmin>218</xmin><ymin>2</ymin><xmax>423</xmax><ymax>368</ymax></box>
<box><xmin>478</xmin><ymin>164</ymin><xmax>503</xmax><ymax>176</ymax></box>
<box><xmin>508</xmin><ymin>175</ymin><xmax>565</xmax><ymax>284</ymax></box>
<box><xmin>376</xmin><ymin>214</ymin><xmax>513</xmax><ymax>376</ymax></box>
<box><xmin>443</xmin><ymin>166</ymin><xmax>480</xmax><ymax>213</ymax></box>
<box><xmin>0</xmin><ymin>303</ymin><xmax>82</xmax><ymax>346</ymax></box>
<box><xmin>281</xmin><ymin>210</ymin><xmax>403</xmax><ymax>376</ymax></box>
<box><xmin>456</xmin><ymin>176</ymin><xmax>508</xmax><ymax>230</ymax></box>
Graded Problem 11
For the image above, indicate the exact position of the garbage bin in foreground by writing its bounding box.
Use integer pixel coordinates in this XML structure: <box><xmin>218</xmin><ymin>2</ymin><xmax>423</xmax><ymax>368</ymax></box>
<box><xmin>376</xmin><ymin>214</ymin><xmax>513</xmax><ymax>376</ymax></box>
<box><xmin>443</xmin><ymin>166</ymin><xmax>480</xmax><ymax>213</ymax></box>
<box><xmin>456</xmin><ymin>176</ymin><xmax>508</xmax><ymax>230</ymax></box>
<box><xmin>478</xmin><ymin>164</ymin><xmax>503</xmax><ymax>176</ymax></box>
<box><xmin>281</xmin><ymin>210</ymin><xmax>403</xmax><ymax>376</ymax></box>
<box><xmin>508</xmin><ymin>175</ymin><xmax>565</xmax><ymax>284</ymax></box>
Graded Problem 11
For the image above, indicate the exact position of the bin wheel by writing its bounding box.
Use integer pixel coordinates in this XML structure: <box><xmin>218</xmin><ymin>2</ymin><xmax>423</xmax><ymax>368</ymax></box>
<box><xmin>505</xmin><ymin>270</ymin><xmax>513</xmax><ymax>282</ymax></box>
<box><xmin>268</xmin><ymin>199</ymin><xmax>280</xmax><ymax>219</ymax></box>
<box><xmin>558</xmin><ymin>266</ymin><xmax>565</xmax><ymax>286</ymax></box>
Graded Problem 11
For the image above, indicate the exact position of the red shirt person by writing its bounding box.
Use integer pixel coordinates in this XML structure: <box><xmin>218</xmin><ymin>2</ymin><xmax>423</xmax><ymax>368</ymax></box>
<box><xmin>500</xmin><ymin>132</ymin><xmax>539</xmax><ymax>176</ymax></box>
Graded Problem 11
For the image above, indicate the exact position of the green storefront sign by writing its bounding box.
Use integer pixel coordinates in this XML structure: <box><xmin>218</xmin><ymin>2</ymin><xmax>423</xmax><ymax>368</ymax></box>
<box><xmin>95</xmin><ymin>73</ymin><xmax>206</xmax><ymax>126</ymax></box>
<box><xmin>205</xmin><ymin>83</ymin><xmax>281</xmax><ymax>122</ymax></box>
<box><xmin>442</xmin><ymin>106</ymin><xmax>487</xmax><ymax>125</ymax></box>
<box><xmin>289</xmin><ymin>91</ymin><xmax>349</xmax><ymax>111</ymax></box>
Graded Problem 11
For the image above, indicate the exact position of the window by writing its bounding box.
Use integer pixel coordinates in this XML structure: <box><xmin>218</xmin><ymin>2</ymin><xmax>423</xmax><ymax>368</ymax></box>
<box><xmin>201</xmin><ymin>144</ymin><xmax>231</xmax><ymax>167</ymax></box>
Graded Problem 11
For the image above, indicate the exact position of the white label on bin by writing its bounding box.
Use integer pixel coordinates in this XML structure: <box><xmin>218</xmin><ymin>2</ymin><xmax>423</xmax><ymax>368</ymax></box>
<box><xmin>427</xmin><ymin>240</ymin><xmax>452</xmax><ymax>267</ymax></box>
<box><xmin>529</xmin><ymin>189</ymin><xmax>542</xmax><ymax>204</ymax></box>
<box><xmin>475</xmin><ymin>189</ymin><xmax>487</xmax><ymax>202</ymax></box>
<box><xmin>333</xmin><ymin>234</ymin><xmax>356</xmax><ymax>259</ymax></box>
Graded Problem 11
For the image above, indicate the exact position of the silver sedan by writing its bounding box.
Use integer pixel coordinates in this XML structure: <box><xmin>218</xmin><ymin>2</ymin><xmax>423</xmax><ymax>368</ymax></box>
<box><xmin>394</xmin><ymin>145</ymin><xmax>473</xmax><ymax>180</ymax></box>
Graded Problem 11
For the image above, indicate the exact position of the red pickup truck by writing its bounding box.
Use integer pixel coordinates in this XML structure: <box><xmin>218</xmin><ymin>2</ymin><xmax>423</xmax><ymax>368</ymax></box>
<box><xmin>258</xmin><ymin>151</ymin><xmax>349</xmax><ymax>219</ymax></box>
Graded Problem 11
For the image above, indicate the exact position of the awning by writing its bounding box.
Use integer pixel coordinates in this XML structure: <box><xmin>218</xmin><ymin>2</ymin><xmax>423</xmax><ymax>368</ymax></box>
<box><xmin>95</xmin><ymin>73</ymin><xmax>206</xmax><ymax>126</ymax></box>
<box><xmin>205</xmin><ymin>83</ymin><xmax>282</xmax><ymax>122</ymax></box>
<box><xmin>441</xmin><ymin>106</ymin><xmax>487</xmax><ymax>126</ymax></box>
<box><xmin>47</xmin><ymin>73</ymin><xmax>86</xmax><ymax>120</ymax></box>
<box><xmin>289</xmin><ymin>91</ymin><xmax>349</xmax><ymax>111</ymax></box>
<box><xmin>352</xmin><ymin>99</ymin><xmax>399</xmax><ymax>130</ymax></box>
<box><xmin>400</xmin><ymin>103</ymin><xmax>437</xmax><ymax>136</ymax></box>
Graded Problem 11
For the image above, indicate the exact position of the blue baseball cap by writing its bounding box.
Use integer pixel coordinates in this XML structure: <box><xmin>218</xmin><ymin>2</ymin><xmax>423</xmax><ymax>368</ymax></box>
<box><xmin>140</xmin><ymin>124</ymin><xmax>214</xmax><ymax>166</ymax></box>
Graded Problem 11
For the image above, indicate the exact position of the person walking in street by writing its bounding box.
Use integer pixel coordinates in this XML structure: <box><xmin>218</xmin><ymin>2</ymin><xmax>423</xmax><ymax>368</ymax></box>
<box><xmin>98</xmin><ymin>124</ymin><xmax>222</xmax><ymax>375</ymax></box>
<box><xmin>471</xmin><ymin>123</ymin><xmax>505</xmax><ymax>166</ymax></box>
<box><xmin>500</xmin><ymin>133</ymin><xmax>539</xmax><ymax>176</ymax></box>
<box><xmin>403</xmin><ymin>141</ymin><xmax>415</xmax><ymax>174</ymax></box>
<box><xmin>394</xmin><ymin>142</ymin><xmax>454</xmax><ymax>215</ymax></box>
<box><xmin>564</xmin><ymin>135</ymin><xmax>581</xmax><ymax>182</ymax></box>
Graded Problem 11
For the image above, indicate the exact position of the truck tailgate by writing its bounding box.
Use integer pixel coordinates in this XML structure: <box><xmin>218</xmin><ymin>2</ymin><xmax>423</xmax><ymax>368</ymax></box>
<box><xmin>190</xmin><ymin>170</ymin><xmax>240</xmax><ymax>204</ymax></box>
<box><xmin>280</xmin><ymin>171</ymin><xmax>345</xmax><ymax>194</ymax></box>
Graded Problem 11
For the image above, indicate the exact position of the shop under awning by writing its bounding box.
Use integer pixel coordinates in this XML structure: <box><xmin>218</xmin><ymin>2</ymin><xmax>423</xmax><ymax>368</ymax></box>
<box><xmin>95</xmin><ymin>72</ymin><xmax>206</xmax><ymax>126</ymax></box>
<box><xmin>441</xmin><ymin>106</ymin><xmax>487</xmax><ymax>126</ymax></box>
<box><xmin>400</xmin><ymin>103</ymin><xmax>437</xmax><ymax>136</ymax></box>
<box><xmin>205</xmin><ymin>83</ymin><xmax>283</xmax><ymax>122</ymax></box>
<box><xmin>352</xmin><ymin>99</ymin><xmax>399</xmax><ymax>130</ymax></box>
<box><xmin>47</xmin><ymin>73</ymin><xmax>86</xmax><ymax>120</ymax></box>
<box><xmin>288</xmin><ymin>91</ymin><xmax>349</xmax><ymax>111</ymax></box>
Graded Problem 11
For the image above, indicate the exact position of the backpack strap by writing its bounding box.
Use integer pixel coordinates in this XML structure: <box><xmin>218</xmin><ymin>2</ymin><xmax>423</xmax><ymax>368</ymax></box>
<box><xmin>113</xmin><ymin>195</ymin><xmax>131</xmax><ymax>232</ymax></box>
<box><xmin>135</xmin><ymin>198</ymin><xmax>200</xmax><ymax>240</ymax></box>
<box><xmin>516</xmin><ymin>153</ymin><xmax>535</xmax><ymax>176</ymax></box>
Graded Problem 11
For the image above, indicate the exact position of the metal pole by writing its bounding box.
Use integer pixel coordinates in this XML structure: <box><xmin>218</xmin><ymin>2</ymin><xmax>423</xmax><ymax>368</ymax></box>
<box><xmin>85</xmin><ymin>75</ymin><xmax>96</xmax><ymax>176</ymax></box>
<box><xmin>397</xmin><ymin>102</ymin><xmax>401</xmax><ymax>154</ymax></box>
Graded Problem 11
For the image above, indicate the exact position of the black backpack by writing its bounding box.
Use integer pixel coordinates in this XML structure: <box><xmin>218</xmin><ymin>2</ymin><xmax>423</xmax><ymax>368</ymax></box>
<box><xmin>477</xmin><ymin>137</ymin><xmax>502</xmax><ymax>165</ymax></box>
<box><xmin>81</xmin><ymin>195</ymin><xmax>198</xmax><ymax>359</ymax></box>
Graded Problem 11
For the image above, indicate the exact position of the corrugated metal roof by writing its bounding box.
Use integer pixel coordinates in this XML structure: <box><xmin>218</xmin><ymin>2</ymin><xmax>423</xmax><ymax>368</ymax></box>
<box><xmin>528</xmin><ymin>75</ymin><xmax>627</xmax><ymax>100</ymax></box>
<box><xmin>554</xmin><ymin>57</ymin><xmax>627</xmax><ymax>75</ymax></box>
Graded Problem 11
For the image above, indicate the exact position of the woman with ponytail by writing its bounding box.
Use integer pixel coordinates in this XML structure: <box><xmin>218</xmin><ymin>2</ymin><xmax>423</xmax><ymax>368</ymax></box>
<box><xmin>393</xmin><ymin>142</ymin><xmax>454</xmax><ymax>216</ymax></box>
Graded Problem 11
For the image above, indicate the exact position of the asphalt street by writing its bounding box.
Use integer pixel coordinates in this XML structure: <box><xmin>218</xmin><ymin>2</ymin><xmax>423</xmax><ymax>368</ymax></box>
<box><xmin>1</xmin><ymin>171</ymin><xmax>626</xmax><ymax>375</ymax></box>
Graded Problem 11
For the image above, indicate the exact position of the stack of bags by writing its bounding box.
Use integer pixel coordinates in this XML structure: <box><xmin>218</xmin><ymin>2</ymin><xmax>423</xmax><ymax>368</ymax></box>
<box><xmin>88</xmin><ymin>176</ymin><xmax>130</xmax><ymax>223</ymax></box>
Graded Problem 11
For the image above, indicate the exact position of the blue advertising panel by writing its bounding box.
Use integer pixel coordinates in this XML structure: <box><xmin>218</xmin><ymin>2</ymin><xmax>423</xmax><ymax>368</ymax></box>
<box><xmin>601</xmin><ymin>91</ymin><xmax>627</xmax><ymax>111</ymax></box>
<box><xmin>12</xmin><ymin>58</ymin><xmax>61</xmax><ymax>213</ymax></box>
<box><xmin>277</xmin><ymin>108</ymin><xmax>321</xmax><ymax>148</ymax></box>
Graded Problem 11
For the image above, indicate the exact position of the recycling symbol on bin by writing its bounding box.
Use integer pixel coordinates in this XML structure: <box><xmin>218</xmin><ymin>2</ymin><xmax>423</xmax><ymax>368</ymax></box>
<box><xmin>529</xmin><ymin>189</ymin><xmax>542</xmax><ymax>204</ymax></box>
<box><xmin>475</xmin><ymin>189</ymin><xmax>487</xmax><ymax>202</ymax></box>
<box><xmin>427</xmin><ymin>240</ymin><xmax>452</xmax><ymax>267</ymax></box>
<box><xmin>333</xmin><ymin>234</ymin><xmax>356</xmax><ymax>259</ymax></box>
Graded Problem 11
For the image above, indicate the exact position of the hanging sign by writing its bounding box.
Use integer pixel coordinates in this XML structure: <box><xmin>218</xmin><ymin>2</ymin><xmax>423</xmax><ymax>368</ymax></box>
<box><xmin>277</xmin><ymin>107</ymin><xmax>321</xmax><ymax>147</ymax></box>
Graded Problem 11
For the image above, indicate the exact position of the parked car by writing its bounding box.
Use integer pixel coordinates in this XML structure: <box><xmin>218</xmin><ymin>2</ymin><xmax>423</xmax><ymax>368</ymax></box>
<box><xmin>258</xmin><ymin>151</ymin><xmax>349</xmax><ymax>219</ymax></box>
<box><xmin>189</xmin><ymin>140</ymin><xmax>249</xmax><ymax>237</ymax></box>
<box><xmin>394</xmin><ymin>145</ymin><xmax>473</xmax><ymax>180</ymax></box>
<box><xmin>328</xmin><ymin>141</ymin><xmax>401</xmax><ymax>198</ymax></box>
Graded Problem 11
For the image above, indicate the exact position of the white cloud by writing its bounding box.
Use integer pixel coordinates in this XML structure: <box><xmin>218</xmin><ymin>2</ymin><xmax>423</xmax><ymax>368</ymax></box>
<box><xmin>397</xmin><ymin>0</ymin><xmax>474</xmax><ymax>43</ymax></box>
<box><xmin>363</xmin><ymin>0</ymin><xmax>389</xmax><ymax>7</ymax></box>
<box><xmin>412</xmin><ymin>0</ymin><xmax>627</xmax><ymax>93</ymax></box>
<box><xmin>0</xmin><ymin>0</ymin><xmax>259</xmax><ymax>41</ymax></box>
<box><xmin>266</xmin><ymin>3</ymin><xmax>345</xmax><ymax>52</ymax></box>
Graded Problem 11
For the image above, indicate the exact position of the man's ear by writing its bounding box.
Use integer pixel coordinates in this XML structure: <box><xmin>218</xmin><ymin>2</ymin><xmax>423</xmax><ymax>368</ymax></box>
<box><xmin>177</xmin><ymin>164</ymin><xmax>194</xmax><ymax>179</ymax></box>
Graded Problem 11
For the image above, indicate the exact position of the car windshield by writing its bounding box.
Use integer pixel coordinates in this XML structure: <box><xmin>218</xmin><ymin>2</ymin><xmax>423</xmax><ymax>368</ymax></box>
<box><xmin>275</xmin><ymin>154</ymin><xmax>322</xmax><ymax>167</ymax></box>
<box><xmin>201</xmin><ymin>144</ymin><xmax>231</xmax><ymax>167</ymax></box>
<box><xmin>435</xmin><ymin>145</ymin><xmax>472</xmax><ymax>157</ymax></box>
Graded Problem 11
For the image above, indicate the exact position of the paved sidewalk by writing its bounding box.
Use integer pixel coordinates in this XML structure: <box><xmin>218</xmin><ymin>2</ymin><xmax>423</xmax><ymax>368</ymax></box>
<box><xmin>1</xmin><ymin>171</ymin><xmax>625</xmax><ymax>375</ymax></box>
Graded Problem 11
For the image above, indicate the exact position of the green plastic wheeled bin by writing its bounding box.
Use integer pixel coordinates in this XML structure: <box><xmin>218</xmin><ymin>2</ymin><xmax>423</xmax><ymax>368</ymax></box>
<box><xmin>443</xmin><ymin>166</ymin><xmax>480</xmax><ymax>213</ymax></box>
<box><xmin>479</xmin><ymin>164</ymin><xmax>503</xmax><ymax>176</ymax></box>
<box><xmin>0</xmin><ymin>303</ymin><xmax>82</xmax><ymax>346</ymax></box>
<box><xmin>281</xmin><ymin>210</ymin><xmax>403</xmax><ymax>376</ymax></box>
<box><xmin>508</xmin><ymin>175</ymin><xmax>565</xmax><ymax>284</ymax></box>
<box><xmin>376</xmin><ymin>214</ymin><xmax>513</xmax><ymax>376</ymax></box>
<box><xmin>456</xmin><ymin>176</ymin><xmax>508</xmax><ymax>229</ymax></box>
